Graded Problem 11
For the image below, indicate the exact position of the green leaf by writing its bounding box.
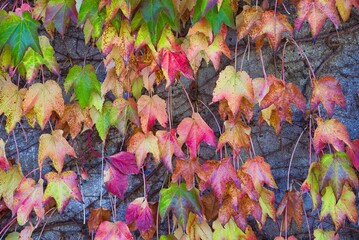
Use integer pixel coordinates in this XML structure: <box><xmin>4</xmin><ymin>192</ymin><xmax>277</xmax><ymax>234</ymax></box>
<box><xmin>78</xmin><ymin>0</ymin><xmax>99</xmax><ymax>24</ymax></box>
<box><xmin>131</xmin><ymin>77</ymin><xmax>144</xmax><ymax>100</ymax></box>
<box><xmin>19</xmin><ymin>36</ymin><xmax>59</xmax><ymax>83</ymax></box>
<box><xmin>141</xmin><ymin>0</ymin><xmax>179</xmax><ymax>44</ymax></box>
<box><xmin>212</xmin><ymin>218</ymin><xmax>247</xmax><ymax>240</ymax></box>
<box><xmin>64</xmin><ymin>64</ymin><xmax>103</xmax><ymax>110</ymax></box>
<box><xmin>159</xmin><ymin>183</ymin><xmax>202</xmax><ymax>229</ymax></box>
<box><xmin>320</xmin><ymin>152</ymin><xmax>359</xmax><ymax>200</ymax></box>
<box><xmin>192</xmin><ymin>0</ymin><xmax>218</xmax><ymax>23</ymax></box>
<box><xmin>96</xmin><ymin>101</ymin><xmax>117</xmax><ymax>141</ymax></box>
<box><xmin>0</xmin><ymin>11</ymin><xmax>41</xmax><ymax>65</ymax></box>
<box><xmin>205</xmin><ymin>0</ymin><xmax>234</xmax><ymax>35</ymax></box>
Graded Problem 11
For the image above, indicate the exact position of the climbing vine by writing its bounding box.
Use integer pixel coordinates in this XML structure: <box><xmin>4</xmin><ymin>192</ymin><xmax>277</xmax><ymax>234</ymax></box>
<box><xmin>0</xmin><ymin>0</ymin><xmax>358</xmax><ymax>239</ymax></box>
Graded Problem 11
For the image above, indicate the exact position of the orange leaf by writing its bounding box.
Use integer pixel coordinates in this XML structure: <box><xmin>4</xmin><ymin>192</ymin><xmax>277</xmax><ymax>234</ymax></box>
<box><xmin>336</xmin><ymin>0</ymin><xmax>359</xmax><ymax>21</ymax></box>
<box><xmin>217</xmin><ymin>119</ymin><xmax>251</xmax><ymax>155</ymax></box>
<box><xmin>55</xmin><ymin>103</ymin><xmax>85</xmax><ymax>139</ymax></box>
<box><xmin>236</xmin><ymin>5</ymin><xmax>263</xmax><ymax>41</ymax></box>
<box><xmin>127</xmin><ymin>131</ymin><xmax>160</xmax><ymax>167</ymax></box>
<box><xmin>172</xmin><ymin>157</ymin><xmax>206</xmax><ymax>190</ymax></box>
<box><xmin>346</xmin><ymin>139</ymin><xmax>359</xmax><ymax>171</ymax></box>
<box><xmin>251</xmin><ymin>10</ymin><xmax>293</xmax><ymax>51</ymax></box>
<box><xmin>313</xmin><ymin>117</ymin><xmax>352</xmax><ymax>153</ymax></box>
<box><xmin>137</xmin><ymin>95</ymin><xmax>168</xmax><ymax>133</ymax></box>
<box><xmin>276</xmin><ymin>190</ymin><xmax>303</xmax><ymax>231</ymax></box>
<box><xmin>38</xmin><ymin>130</ymin><xmax>77</xmax><ymax>172</ymax></box>
<box><xmin>212</xmin><ymin>66</ymin><xmax>254</xmax><ymax>117</ymax></box>
<box><xmin>88</xmin><ymin>207</ymin><xmax>111</xmax><ymax>232</ymax></box>
<box><xmin>22</xmin><ymin>80</ymin><xmax>64</xmax><ymax>129</ymax></box>
<box><xmin>310</xmin><ymin>76</ymin><xmax>346</xmax><ymax>117</ymax></box>
<box><xmin>177</xmin><ymin>112</ymin><xmax>216</xmax><ymax>158</ymax></box>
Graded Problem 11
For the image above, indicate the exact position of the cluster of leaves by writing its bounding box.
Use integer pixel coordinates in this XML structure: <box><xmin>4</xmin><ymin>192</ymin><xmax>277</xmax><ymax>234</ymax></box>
<box><xmin>0</xmin><ymin>0</ymin><xmax>358</xmax><ymax>239</ymax></box>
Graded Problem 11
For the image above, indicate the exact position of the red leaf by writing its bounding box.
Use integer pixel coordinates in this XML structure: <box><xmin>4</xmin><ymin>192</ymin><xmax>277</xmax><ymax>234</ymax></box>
<box><xmin>346</xmin><ymin>139</ymin><xmax>359</xmax><ymax>171</ymax></box>
<box><xmin>94</xmin><ymin>221</ymin><xmax>133</xmax><ymax>240</ymax></box>
<box><xmin>104</xmin><ymin>162</ymin><xmax>129</xmax><ymax>200</ymax></box>
<box><xmin>310</xmin><ymin>76</ymin><xmax>346</xmax><ymax>117</ymax></box>
<box><xmin>200</xmin><ymin>158</ymin><xmax>241</xmax><ymax>201</ymax></box>
<box><xmin>109</xmin><ymin>151</ymin><xmax>139</xmax><ymax>175</ymax></box>
<box><xmin>0</xmin><ymin>139</ymin><xmax>9</xmax><ymax>171</ymax></box>
<box><xmin>12</xmin><ymin>178</ymin><xmax>44</xmax><ymax>226</ymax></box>
<box><xmin>177</xmin><ymin>112</ymin><xmax>216</xmax><ymax>158</ymax></box>
<box><xmin>159</xmin><ymin>47</ymin><xmax>194</xmax><ymax>88</ymax></box>
<box><xmin>137</xmin><ymin>94</ymin><xmax>168</xmax><ymax>133</ymax></box>
<box><xmin>313</xmin><ymin>117</ymin><xmax>352</xmax><ymax>153</ymax></box>
<box><xmin>156</xmin><ymin>129</ymin><xmax>185</xmax><ymax>173</ymax></box>
<box><xmin>125</xmin><ymin>197</ymin><xmax>153</xmax><ymax>232</ymax></box>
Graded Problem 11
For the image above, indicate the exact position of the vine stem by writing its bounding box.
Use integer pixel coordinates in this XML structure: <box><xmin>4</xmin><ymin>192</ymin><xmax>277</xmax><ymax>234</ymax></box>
<box><xmin>303</xmin><ymin>198</ymin><xmax>312</xmax><ymax>240</ymax></box>
<box><xmin>0</xmin><ymin>216</ymin><xmax>16</xmax><ymax>237</ymax></box>
<box><xmin>168</xmin><ymin>87</ymin><xmax>173</xmax><ymax>129</ymax></box>
<box><xmin>37</xmin><ymin>208</ymin><xmax>57</xmax><ymax>240</ymax></box>
<box><xmin>178</xmin><ymin>79</ymin><xmax>195</xmax><ymax>113</ymax></box>
<box><xmin>259</xmin><ymin>49</ymin><xmax>267</xmax><ymax>80</ymax></box>
<box><xmin>12</xmin><ymin>131</ymin><xmax>20</xmax><ymax>166</ymax></box>
<box><xmin>99</xmin><ymin>142</ymin><xmax>105</xmax><ymax>207</ymax></box>
<box><xmin>142</xmin><ymin>167</ymin><xmax>147</xmax><ymax>199</ymax></box>
<box><xmin>287</xmin><ymin>128</ymin><xmax>306</xmax><ymax>189</ymax></box>
<box><xmin>240</xmin><ymin>39</ymin><xmax>250</xmax><ymax>71</ymax></box>
<box><xmin>75</xmin><ymin>161</ymin><xmax>86</xmax><ymax>224</ymax></box>
<box><xmin>156</xmin><ymin>172</ymin><xmax>168</xmax><ymax>240</ymax></box>
<box><xmin>281</xmin><ymin>40</ymin><xmax>289</xmax><ymax>82</ymax></box>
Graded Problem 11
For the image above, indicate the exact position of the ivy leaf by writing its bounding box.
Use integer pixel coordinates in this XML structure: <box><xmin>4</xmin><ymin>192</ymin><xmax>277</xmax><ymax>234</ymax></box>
<box><xmin>294</xmin><ymin>0</ymin><xmax>340</xmax><ymax>39</ymax></box>
<box><xmin>201</xmin><ymin>192</ymin><xmax>220</xmax><ymax>221</ymax></box>
<box><xmin>310</xmin><ymin>76</ymin><xmax>346</xmax><ymax>117</ymax></box>
<box><xmin>205</xmin><ymin>25</ymin><xmax>232</xmax><ymax>71</ymax></box>
<box><xmin>125</xmin><ymin>197</ymin><xmax>153</xmax><ymax>232</ymax></box>
<box><xmin>43</xmin><ymin>171</ymin><xmax>83</xmax><ymax>213</ymax></box>
<box><xmin>260</xmin><ymin>75</ymin><xmax>306</xmax><ymax>132</ymax></box>
<box><xmin>22</xmin><ymin>80</ymin><xmax>64</xmax><ymax>130</ymax></box>
<box><xmin>64</xmin><ymin>64</ymin><xmax>103</xmax><ymax>110</ymax></box>
<box><xmin>336</xmin><ymin>0</ymin><xmax>359</xmax><ymax>21</ymax></box>
<box><xmin>19</xmin><ymin>35</ymin><xmax>60</xmax><ymax>83</ymax></box>
<box><xmin>301</xmin><ymin>162</ymin><xmax>321</xmax><ymax>210</ymax></box>
<box><xmin>101</xmin><ymin>67</ymin><xmax>123</xmax><ymax>98</ymax></box>
<box><xmin>127</xmin><ymin>131</ymin><xmax>160</xmax><ymax>167</ymax></box>
<box><xmin>177</xmin><ymin>112</ymin><xmax>216</xmax><ymax>158</ymax></box>
<box><xmin>236</xmin><ymin>5</ymin><xmax>263</xmax><ymax>41</ymax></box>
<box><xmin>200</xmin><ymin>158</ymin><xmax>241</xmax><ymax>201</ymax></box>
<box><xmin>276</xmin><ymin>190</ymin><xmax>303</xmax><ymax>231</ymax></box>
<box><xmin>104</xmin><ymin>162</ymin><xmax>129</xmax><ymax>200</ymax></box>
<box><xmin>0</xmin><ymin>11</ymin><xmax>41</xmax><ymax>65</ymax></box>
<box><xmin>55</xmin><ymin>103</ymin><xmax>85</xmax><ymax>139</ymax></box>
<box><xmin>0</xmin><ymin>164</ymin><xmax>23</xmax><ymax>210</ymax></box>
<box><xmin>156</xmin><ymin>129</ymin><xmax>185</xmax><ymax>173</ymax></box>
<box><xmin>109</xmin><ymin>151</ymin><xmax>140</xmax><ymax>175</ymax></box>
<box><xmin>346</xmin><ymin>139</ymin><xmax>359</xmax><ymax>171</ymax></box>
<box><xmin>192</xmin><ymin>0</ymin><xmax>218</xmax><ymax>23</ymax></box>
<box><xmin>38</xmin><ymin>130</ymin><xmax>77</xmax><ymax>173</ymax></box>
<box><xmin>212</xmin><ymin>66</ymin><xmax>254</xmax><ymax>117</ymax></box>
<box><xmin>44</xmin><ymin>0</ymin><xmax>78</xmax><ymax>36</ymax></box>
<box><xmin>185</xmin><ymin>212</ymin><xmax>213</xmax><ymax>239</ymax></box>
<box><xmin>159</xmin><ymin>183</ymin><xmax>202</xmax><ymax>229</ymax></box>
<box><xmin>204</xmin><ymin>0</ymin><xmax>235</xmax><ymax>35</ymax></box>
<box><xmin>0</xmin><ymin>79</ymin><xmax>26</xmax><ymax>133</ymax></box>
<box><xmin>159</xmin><ymin>46</ymin><xmax>194</xmax><ymax>88</ymax></box>
<box><xmin>101</xmin><ymin>0</ymin><xmax>131</xmax><ymax>22</ymax></box>
<box><xmin>95</xmin><ymin>101</ymin><xmax>116</xmax><ymax>141</ymax></box>
<box><xmin>172</xmin><ymin>158</ymin><xmax>206</xmax><ymax>190</ymax></box>
<box><xmin>258</xmin><ymin>187</ymin><xmax>276</xmax><ymax>226</ymax></box>
<box><xmin>112</xmin><ymin>97</ymin><xmax>140</xmax><ymax>135</ymax></box>
<box><xmin>320</xmin><ymin>185</ymin><xmax>358</xmax><ymax>230</ymax></box>
<box><xmin>313</xmin><ymin>229</ymin><xmax>340</xmax><ymax>240</ymax></box>
<box><xmin>241</xmin><ymin>156</ymin><xmax>278</xmax><ymax>191</ymax></box>
<box><xmin>137</xmin><ymin>95</ymin><xmax>168</xmax><ymax>133</ymax></box>
<box><xmin>0</xmin><ymin>139</ymin><xmax>9</xmax><ymax>175</ymax></box>
<box><xmin>313</xmin><ymin>118</ymin><xmax>352</xmax><ymax>153</ymax></box>
<box><xmin>319</xmin><ymin>152</ymin><xmax>358</xmax><ymax>200</ymax></box>
<box><xmin>217</xmin><ymin>119</ymin><xmax>251</xmax><ymax>155</ymax></box>
<box><xmin>94</xmin><ymin>221</ymin><xmax>133</xmax><ymax>240</ymax></box>
<box><xmin>88</xmin><ymin>207</ymin><xmax>111</xmax><ymax>233</ymax></box>
<box><xmin>212</xmin><ymin>218</ymin><xmax>255</xmax><ymax>240</ymax></box>
<box><xmin>251</xmin><ymin>10</ymin><xmax>293</xmax><ymax>51</ymax></box>
<box><xmin>12</xmin><ymin>178</ymin><xmax>44</xmax><ymax>226</ymax></box>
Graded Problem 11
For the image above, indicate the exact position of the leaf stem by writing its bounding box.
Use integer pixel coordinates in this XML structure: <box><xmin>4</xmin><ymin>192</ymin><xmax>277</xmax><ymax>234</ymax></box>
<box><xmin>12</xmin><ymin>130</ymin><xmax>20</xmax><ymax>166</ymax></box>
<box><xmin>178</xmin><ymin>79</ymin><xmax>195</xmax><ymax>113</ymax></box>
<box><xmin>99</xmin><ymin>142</ymin><xmax>104</xmax><ymax>207</ymax></box>
<box><xmin>259</xmin><ymin>49</ymin><xmax>267</xmax><ymax>80</ymax></box>
<box><xmin>287</xmin><ymin>128</ymin><xmax>306</xmax><ymax>189</ymax></box>
<box><xmin>142</xmin><ymin>167</ymin><xmax>147</xmax><ymax>199</ymax></box>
